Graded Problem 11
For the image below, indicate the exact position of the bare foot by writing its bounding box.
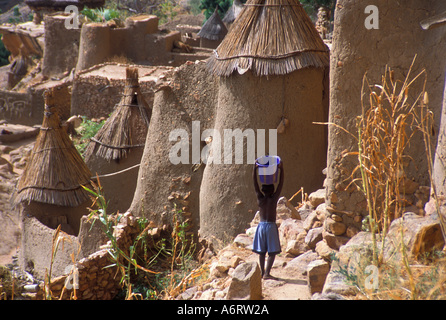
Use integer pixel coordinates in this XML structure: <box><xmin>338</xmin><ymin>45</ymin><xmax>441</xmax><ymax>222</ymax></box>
<box><xmin>263</xmin><ymin>274</ymin><xmax>279</xmax><ymax>280</ymax></box>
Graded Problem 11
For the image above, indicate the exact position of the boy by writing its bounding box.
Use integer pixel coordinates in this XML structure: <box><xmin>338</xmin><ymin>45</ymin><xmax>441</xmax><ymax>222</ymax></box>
<box><xmin>252</xmin><ymin>160</ymin><xmax>284</xmax><ymax>279</ymax></box>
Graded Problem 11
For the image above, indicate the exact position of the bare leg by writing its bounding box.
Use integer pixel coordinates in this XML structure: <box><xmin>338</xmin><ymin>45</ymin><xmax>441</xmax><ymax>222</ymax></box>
<box><xmin>258</xmin><ymin>253</ymin><xmax>266</xmax><ymax>277</ymax></box>
<box><xmin>263</xmin><ymin>254</ymin><xmax>276</xmax><ymax>279</ymax></box>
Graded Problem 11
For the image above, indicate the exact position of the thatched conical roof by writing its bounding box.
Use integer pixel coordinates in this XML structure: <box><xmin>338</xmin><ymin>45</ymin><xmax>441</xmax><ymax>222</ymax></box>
<box><xmin>198</xmin><ymin>7</ymin><xmax>228</xmax><ymax>41</ymax></box>
<box><xmin>207</xmin><ymin>0</ymin><xmax>329</xmax><ymax>76</ymax></box>
<box><xmin>12</xmin><ymin>89</ymin><xmax>93</xmax><ymax>207</ymax></box>
<box><xmin>83</xmin><ymin>67</ymin><xmax>151</xmax><ymax>162</ymax></box>
<box><xmin>223</xmin><ymin>0</ymin><xmax>244</xmax><ymax>24</ymax></box>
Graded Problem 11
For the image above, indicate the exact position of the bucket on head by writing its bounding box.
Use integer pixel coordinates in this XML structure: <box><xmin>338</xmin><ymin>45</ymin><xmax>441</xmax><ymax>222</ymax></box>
<box><xmin>255</xmin><ymin>155</ymin><xmax>281</xmax><ymax>185</ymax></box>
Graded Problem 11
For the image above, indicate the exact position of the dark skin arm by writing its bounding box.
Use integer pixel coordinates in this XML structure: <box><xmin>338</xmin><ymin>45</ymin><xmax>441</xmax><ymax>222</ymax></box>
<box><xmin>274</xmin><ymin>162</ymin><xmax>284</xmax><ymax>197</ymax></box>
<box><xmin>253</xmin><ymin>164</ymin><xmax>262</xmax><ymax>197</ymax></box>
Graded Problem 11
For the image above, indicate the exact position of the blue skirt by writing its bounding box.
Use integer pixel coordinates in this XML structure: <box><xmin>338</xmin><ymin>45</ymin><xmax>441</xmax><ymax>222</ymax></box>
<box><xmin>252</xmin><ymin>221</ymin><xmax>281</xmax><ymax>255</ymax></box>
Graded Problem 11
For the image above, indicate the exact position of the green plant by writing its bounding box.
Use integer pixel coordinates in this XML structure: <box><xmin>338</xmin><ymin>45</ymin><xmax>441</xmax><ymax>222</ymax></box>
<box><xmin>300</xmin><ymin>0</ymin><xmax>336</xmax><ymax>20</ymax></box>
<box><xmin>0</xmin><ymin>38</ymin><xmax>10</xmax><ymax>67</ymax></box>
<box><xmin>82</xmin><ymin>181</ymin><xmax>204</xmax><ymax>300</ymax></box>
<box><xmin>81</xmin><ymin>7</ymin><xmax>123</xmax><ymax>22</ymax></box>
<box><xmin>83</xmin><ymin>179</ymin><xmax>159</xmax><ymax>300</ymax></box>
<box><xmin>74</xmin><ymin>117</ymin><xmax>105</xmax><ymax>156</ymax></box>
<box><xmin>153</xmin><ymin>0</ymin><xmax>181</xmax><ymax>25</ymax></box>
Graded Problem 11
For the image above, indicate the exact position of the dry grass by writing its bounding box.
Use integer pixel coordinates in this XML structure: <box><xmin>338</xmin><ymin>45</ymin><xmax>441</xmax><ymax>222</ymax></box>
<box><xmin>83</xmin><ymin>67</ymin><xmax>151</xmax><ymax>162</ymax></box>
<box><xmin>334</xmin><ymin>58</ymin><xmax>441</xmax><ymax>265</ymax></box>
<box><xmin>207</xmin><ymin>0</ymin><xmax>329</xmax><ymax>76</ymax></box>
<box><xmin>326</xmin><ymin>58</ymin><xmax>446</xmax><ymax>299</ymax></box>
<box><xmin>12</xmin><ymin>88</ymin><xmax>93</xmax><ymax>207</ymax></box>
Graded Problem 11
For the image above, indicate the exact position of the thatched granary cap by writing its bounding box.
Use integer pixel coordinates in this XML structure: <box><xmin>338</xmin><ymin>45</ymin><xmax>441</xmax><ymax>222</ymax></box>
<box><xmin>198</xmin><ymin>7</ymin><xmax>228</xmax><ymax>41</ymax></box>
<box><xmin>12</xmin><ymin>89</ymin><xmax>93</xmax><ymax>208</ymax></box>
<box><xmin>25</xmin><ymin>0</ymin><xmax>104</xmax><ymax>10</ymax></box>
<box><xmin>83</xmin><ymin>67</ymin><xmax>151</xmax><ymax>162</ymax></box>
<box><xmin>207</xmin><ymin>0</ymin><xmax>329</xmax><ymax>77</ymax></box>
<box><xmin>223</xmin><ymin>0</ymin><xmax>244</xmax><ymax>24</ymax></box>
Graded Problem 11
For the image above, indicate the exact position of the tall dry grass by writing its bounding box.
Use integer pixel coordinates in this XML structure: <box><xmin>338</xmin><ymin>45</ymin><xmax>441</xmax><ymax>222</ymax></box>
<box><xmin>340</xmin><ymin>58</ymin><xmax>439</xmax><ymax>265</ymax></box>
<box><xmin>329</xmin><ymin>57</ymin><xmax>446</xmax><ymax>299</ymax></box>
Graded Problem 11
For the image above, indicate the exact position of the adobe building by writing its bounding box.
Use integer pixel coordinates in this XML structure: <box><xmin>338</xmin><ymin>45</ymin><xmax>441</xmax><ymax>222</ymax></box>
<box><xmin>325</xmin><ymin>0</ymin><xmax>446</xmax><ymax>246</ymax></box>
<box><xmin>200</xmin><ymin>0</ymin><xmax>329</xmax><ymax>243</ymax></box>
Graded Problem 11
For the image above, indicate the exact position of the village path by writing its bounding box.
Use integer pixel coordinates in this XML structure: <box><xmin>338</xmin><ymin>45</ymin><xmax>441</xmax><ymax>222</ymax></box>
<box><xmin>230</xmin><ymin>246</ymin><xmax>312</xmax><ymax>300</ymax></box>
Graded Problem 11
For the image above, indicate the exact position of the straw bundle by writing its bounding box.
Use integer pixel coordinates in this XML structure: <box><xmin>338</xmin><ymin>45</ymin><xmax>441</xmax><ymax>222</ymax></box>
<box><xmin>12</xmin><ymin>89</ymin><xmax>93</xmax><ymax>207</ymax></box>
<box><xmin>207</xmin><ymin>0</ymin><xmax>329</xmax><ymax>76</ymax></box>
<box><xmin>198</xmin><ymin>7</ymin><xmax>228</xmax><ymax>41</ymax></box>
<box><xmin>223</xmin><ymin>0</ymin><xmax>244</xmax><ymax>24</ymax></box>
<box><xmin>83</xmin><ymin>67</ymin><xmax>151</xmax><ymax>162</ymax></box>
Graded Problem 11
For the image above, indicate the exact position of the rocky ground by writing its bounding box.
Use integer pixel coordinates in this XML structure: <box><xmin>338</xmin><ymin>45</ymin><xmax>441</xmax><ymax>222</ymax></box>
<box><xmin>1</xmin><ymin>122</ymin><xmax>445</xmax><ymax>301</ymax></box>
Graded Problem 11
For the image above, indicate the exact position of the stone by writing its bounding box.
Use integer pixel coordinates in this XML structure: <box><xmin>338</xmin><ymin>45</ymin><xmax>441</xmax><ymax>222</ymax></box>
<box><xmin>303</xmin><ymin>210</ymin><xmax>319</xmax><ymax>231</ymax></box>
<box><xmin>285</xmin><ymin>250</ymin><xmax>320</xmax><ymax>275</ymax></box>
<box><xmin>246</xmin><ymin>226</ymin><xmax>257</xmax><ymax>237</ymax></box>
<box><xmin>209</xmin><ymin>261</ymin><xmax>227</xmax><ymax>278</ymax></box>
<box><xmin>307</xmin><ymin>259</ymin><xmax>330</xmax><ymax>294</ymax></box>
<box><xmin>233</xmin><ymin>233</ymin><xmax>253</xmax><ymax>249</ymax></box>
<box><xmin>322</xmin><ymin>267</ymin><xmax>359</xmax><ymax>297</ymax></box>
<box><xmin>315</xmin><ymin>239</ymin><xmax>336</xmax><ymax>261</ymax></box>
<box><xmin>305</xmin><ymin>227</ymin><xmax>323</xmax><ymax>249</ymax></box>
<box><xmin>315</xmin><ymin>203</ymin><xmax>328</xmax><ymax>223</ymax></box>
<box><xmin>278</xmin><ymin>219</ymin><xmax>304</xmax><ymax>243</ymax></box>
<box><xmin>309</xmin><ymin>188</ymin><xmax>326</xmax><ymax>208</ymax></box>
<box><xmin>384</xmin><ymin>212</ymin><xmax>445</xmax><ymax>260</ymax></box>
<box><xmin>226</xmin><ymin>262</ymin><xmax>262</xmax><ymax>300</ymax></box>
<box><xmin>277</xmin><ymin>196</ymin><xmax>301</xmax><ymax>220</ymax></box>
<box><xmin>323</xmin><ymin>229</ymin><xmax>350</xmax><ymax>250</ymax></box>
<box><xmin>325</xmin><ymin>217</ymin><xmax>347</xmax><ymax>236</ymax></box>
<box><xmin>250</xmin><ymin>211</ymin><xmax>260</xmax><ymax>227</ymax></box>
<box><xmin>285</xmin><ymin>234</ymin><xmax>309</xmax><ymax>257</ymax></box>
<box><xmin>297</xmin><ymin>205</ymin><xmax>314</xmax><ymax>221</ymax></box>
<box><xmin>346</xmin><ymin>225</ymin><xmax>360</xmax><ymax>238</ymax></box>
<box><xmin>311</xmin><ymin>292</ymin><xmax>346</xmax><ymax>300</ymax></box>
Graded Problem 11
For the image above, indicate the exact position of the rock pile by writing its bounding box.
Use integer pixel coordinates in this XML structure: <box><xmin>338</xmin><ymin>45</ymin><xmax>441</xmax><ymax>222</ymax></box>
<box><xmin>178</xmin><ymin>188</ymin><xmax>445</xmax><ymax>300</ymax></box>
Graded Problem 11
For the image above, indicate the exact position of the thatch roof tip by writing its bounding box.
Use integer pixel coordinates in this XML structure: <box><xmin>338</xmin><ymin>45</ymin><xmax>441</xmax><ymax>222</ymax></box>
<box><xmin>83</xmin><ymin>67</ymin><xmax>151</xmax><ymax>162</ymax></box>
<box><xmin>223</xmin><ymin>0</ymin><xmax>244</xmax><ymax>24</ymax></box>
<box><xmin>12</xmin><ymin>88</ymin><xmax>93</xmax><ymax>208</ymax></box>
<box><xmin>207</xmin><ymin>0</ymin><xmax>329</xmax><ymax>77</ymax></box>
<box><xmin>198</xmin><ymin>7</ymin><xmax>228</xmax><ymax>41</ymax></box>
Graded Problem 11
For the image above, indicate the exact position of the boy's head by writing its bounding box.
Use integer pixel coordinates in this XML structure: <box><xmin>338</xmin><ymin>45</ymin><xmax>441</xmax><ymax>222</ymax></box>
<box><xmin>261</xmin><ymin>184</ymin><xmax>275</xmax><ymax>196</ymax></box>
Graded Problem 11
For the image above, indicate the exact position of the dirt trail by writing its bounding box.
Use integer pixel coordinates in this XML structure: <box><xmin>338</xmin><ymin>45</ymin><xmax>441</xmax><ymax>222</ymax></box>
<box><xmin>262</xmin><ymin>256</ymin><xmax>311</xmax><ymax>300</ymax></box>
<box><xmin>244</xmin><ymin>251</ymin><xmax>311</xmax><ymax>300</ymax></box>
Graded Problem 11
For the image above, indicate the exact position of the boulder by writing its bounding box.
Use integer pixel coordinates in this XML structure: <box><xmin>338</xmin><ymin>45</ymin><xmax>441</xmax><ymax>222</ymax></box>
<box><xmin>303</xmin><ymin>210</ymin><xmax>320</xmax><ymax>231</ymax></box>
<box><xmin>325</xmin><ymin>216</ymin><xmax>347</xmax><ymax>236</ymax></box>
<box><xmin>233</xmin><ymin>233</ymin><xmax>253</xmax><ymax>249</ymax></box>
<box><xmin>278</xmin><ymin>219</ymin><xmax>305</xmax><ymax>244</ymax></box>
<box><xmin>315</xmin><ymin>239</ymin><xmax>336</xmax><ymax>261</ymax></box>
<box><xmin>285</xmin><ymin>232</ymin><xmax>309</xmax><ymax>257</ymax></box>
<box><xmin>322</xmin><ymin>267</ymin><xmax>359</xmax><ymax>297</ymax></box>
<box><xmin>305</xmin><ymin>226</ymin><xmax>323</xmax><ymax>249</ymax></box>
<box><xmin>277</xmin><ymin>196</ymin><xmax>301</xmax><ymax>220</ymax></box>
<box><xmin>309</xmin><ymin>189</ymin><xmax>326</xmax><ymax>208</ymax></box>
<box><xmin>307</xmin><ymin>259</ymin><xmax>330</xmax><ymax>294</ymax></box>
<box><xmin>285</xmin><ymin>250</ymin><xmax>320</xmax><ymax>275</ymax></box>
<box><xmin>226</xmin><ymin>262</ymin><xmax>262</xmax><ymax>300</ymax></box>
<box><xmin>384</xmin><ymin>212</ymin><xmax>445</xmax><ymax>260</ymax></box>
<box><xmin>323</xmin><ymin>229</ymin><xmax>350</xmax><ymax>250</ymax></box>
